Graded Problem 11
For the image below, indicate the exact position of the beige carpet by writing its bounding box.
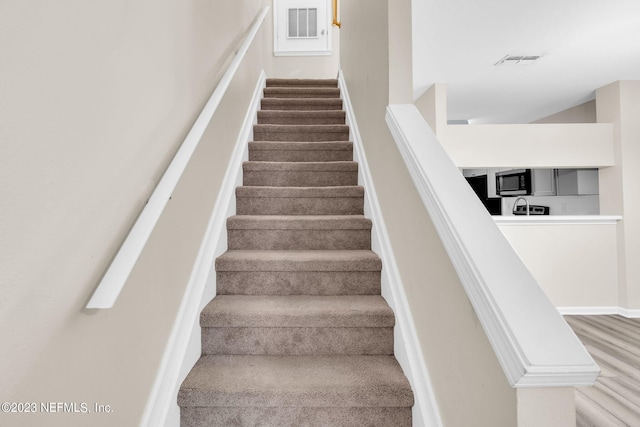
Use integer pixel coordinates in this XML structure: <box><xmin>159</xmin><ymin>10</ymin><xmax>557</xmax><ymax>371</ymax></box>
<box><xmin>178</xmin><ymin>79</ymin><xmax>414</xmax><ymax>426</ymax></box>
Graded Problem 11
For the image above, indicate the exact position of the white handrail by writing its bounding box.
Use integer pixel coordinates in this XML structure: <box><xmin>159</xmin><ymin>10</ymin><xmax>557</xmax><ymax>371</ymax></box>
<box><xmin>386</xmin><ymin>104</ymin><xmax>600</xmax><ymax>387</ymax></box>
<box><xmin>86</xmin><ymin>6</ymin><xmax>270</xmax><ymax>309</ymax></box>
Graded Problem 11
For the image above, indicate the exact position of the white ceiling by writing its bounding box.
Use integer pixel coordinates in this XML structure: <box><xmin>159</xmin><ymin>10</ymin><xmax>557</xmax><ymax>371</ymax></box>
<box><xmin>412</xmin><ymin>0</ymin><xmax>640</xmax><ymax>124</ymax></box>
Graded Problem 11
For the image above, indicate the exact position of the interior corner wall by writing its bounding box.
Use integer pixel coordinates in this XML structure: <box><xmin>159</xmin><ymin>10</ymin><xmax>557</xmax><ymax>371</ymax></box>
<box><xmin>0</xmin><ymin>1</ymin><xmax>268</xmax><ymax>425</ymax></box>
<box><xmin>339</xmin><ymin>1</ymin><xmax>516</xmax><ymax>425</ymax></box>
<box><xmin>531</xmin><ymin>100</ymin><xmax>597</xmax><ymax>124</ymax></box>
<box><xmin>414</xmin><ymin>83</ymin><xmax>448</xmax><ymax>135</ymax></box>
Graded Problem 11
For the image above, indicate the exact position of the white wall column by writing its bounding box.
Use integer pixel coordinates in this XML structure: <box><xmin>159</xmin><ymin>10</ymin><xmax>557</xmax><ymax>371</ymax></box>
<box><xmin>388</xmin><ymin>0</ymin><xmax>413</xmax><ymax>104</ymax></box>
<box><xmin>597</xmin><ymin>81</ymin><xmax>640</xmax><ymax>310</ymax></box>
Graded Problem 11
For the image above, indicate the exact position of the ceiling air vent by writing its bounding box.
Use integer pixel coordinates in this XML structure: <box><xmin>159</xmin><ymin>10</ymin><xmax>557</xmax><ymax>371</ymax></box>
<box><xmin>495</xmin><ymin>54</ymin><xmax>541</xmax><ymax>66</ymax></box>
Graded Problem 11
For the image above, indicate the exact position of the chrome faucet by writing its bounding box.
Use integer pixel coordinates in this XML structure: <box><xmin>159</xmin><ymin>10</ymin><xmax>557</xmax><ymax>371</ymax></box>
<box><xmin>513</xmin><ymin>197</ymin><xmax>530</xmax><ymax>216</ymax></box>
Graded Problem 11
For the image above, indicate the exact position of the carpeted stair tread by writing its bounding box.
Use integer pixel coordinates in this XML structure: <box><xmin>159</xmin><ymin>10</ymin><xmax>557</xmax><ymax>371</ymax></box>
<box><xmin>254</xmin><ymin>124</ymin><xmax>349</xmax><ymax>142</ymax></box>
<box><xmin>227</xmin><ymin>215</ymin><xmax>371</xmax><ymax>250</ymax></box>
<box><xmin>216</xmin><ymin>250</ymin><xmax>382</xmax><ymax>272</ymax></box>
<box><xmin>243</xmin><ymin>161</ymin><xmax>357</xmax><ymax>172</ymax></box>
<box><xmin>180</xmin><ymin>406</ymin><xmax>411</xmax><ymax>427</ymax></box>
<box><xmin>249</xmin><ymin>142</ymin><xmax>353</xmax><ymax>162</ymax></box>
<box><xmin>257</xmin><ymin>110</ymin><xmax>346</xmax><ymax>125</ymax></box>
<box><xmin>200</xmin><ymin>296</ymin><xmax>394</xmax><ymax>355</ymax></box>
<box><xmin>178</xmin><ymin>355</ymin><xmax>414</xmax><ymax>408</ymax></box>
<box><xmin>264</xmin><ymin>87</ymin><xmax>340</xmax><ymax>98</ymax></box>
<box><xmin>249</xmin><ymin>141</ymin><xmax>353</xmax><ymax>153</ymax></box>
<box><xmin>216</xmin><ymin>270</ymin><xmax>381</xmax><ymax>296</ymax></box>
<box><xmin>254</xmin><ymin>124</ymin><xmax>349</xmax><ymax>133</ymax></box>
<box><xmin>262</xmin><ymin>98</ymin><xmax>343</xmax><ymax>111</ymax></box>
<box><xmin>201</xmin><ymin>295</ymin><xmax>394</xmax><ymax>328</ymax></box>
<box><xmin>236</xmin><ymin>186</ymin><xmax>364</xmax><ymax>215</ymax></box>
<box><xmin>227</xmin><ymin>215</ymin><xmax>371</xmax><ymax>230</ymax></box>
<box><xmin>201</xmin><ymin>327</ymin><xmax>393</xmax><ymax>356</ymax></box>
<box><xmin>243</xmin><ymin>161</ymin><xmax>358</xmax><ymax>187</ymax></box>
<box><xmin>249</xmin><ymin>141</ymin><xmax>353</xmax><ymax>151</ymax></box>
<box><xmin>266</xmin><ymin>78</ymin><xmax>338</xmax><ymax>87</ymax></box>
<box><xmin>237</xmin><ymin>185</ymin><xmax>364</xmax><ymax>198</ymax></box>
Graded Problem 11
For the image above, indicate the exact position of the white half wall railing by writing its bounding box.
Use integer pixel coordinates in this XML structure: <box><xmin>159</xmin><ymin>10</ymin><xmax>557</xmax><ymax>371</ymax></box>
<box><xmin>86</xmin><ymin>6</ymin><xmax>270</xmax><ymax>309</ymax></box>
<box><xmin>386</xmin><ymin>104</ymin><xmax>600</xmax><ymax>388</ymax></box>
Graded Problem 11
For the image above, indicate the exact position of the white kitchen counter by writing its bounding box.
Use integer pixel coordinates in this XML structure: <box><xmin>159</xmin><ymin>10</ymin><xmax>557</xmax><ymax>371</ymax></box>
<box><xmin>493</xmin><ymin>215</ymin><xmax>622</xmax><ymax>225</ymax></box>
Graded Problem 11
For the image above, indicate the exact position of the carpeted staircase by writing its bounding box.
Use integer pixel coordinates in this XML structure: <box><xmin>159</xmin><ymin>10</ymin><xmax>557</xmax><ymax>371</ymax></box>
<box><xmin>178</xmin><ymin>78</ymin><xmax>414</xmax><ymax>426</ymax></box>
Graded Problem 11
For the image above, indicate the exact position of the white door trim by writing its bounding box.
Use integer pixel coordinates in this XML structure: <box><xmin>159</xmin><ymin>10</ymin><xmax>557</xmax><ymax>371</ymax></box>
<box><xmin>273</xmin><ymin>0</ymin><xmax>332</xmax><ymax>56</ymax></box>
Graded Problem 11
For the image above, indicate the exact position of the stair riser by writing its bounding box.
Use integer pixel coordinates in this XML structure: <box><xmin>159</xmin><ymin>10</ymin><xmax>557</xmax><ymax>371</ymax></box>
<box><xmin>249</xmin><ymin>149</ymin><xmax>353</xmax><ymax>162</ymax></box>
<box><xmin>254</xmin><ymin>130</ymin><xmax>349</xmax><ymax>142</ymax></box>
<box><xmin>228</xmin><ymin>229</ymin><xmax>371</xmax><ymax>250</ymax></box>
<box><xmin>243</xmin><ymin>171</ymin><xmax>358</xmax><ymax>187</ymax></box>
<box><xmin>216</xmin><ymin>271</ymin><xmax>381</xmax><ymax>295</ymax></box>
<box><xmin>202</xmin><ymin>327</ymin><xmax>393</xmax><ymax>355</ymax></box>
<box><xmin>257</xmin><ymin>114</ymin><xmax>345</xmax><ymax>125</ymax></box>
<box><xmin>262</xmin><ymin>99</ymin><xmax>342</xmax><ymax>111</ymax></box>
<box><xmin>263</xmin><ymin>89</ymin><xmax>341</xmax><ymax>98</ymax></box>
<box><xmin>236</xmin><ymin>197</ymin><xmax>363</xmax><ymax>215</ymax></box>
<box><xmin>248</xmin><ymin>142</ymin><xmax>353</xmax><ymax>162</ymax></box>
<box><xmin>181</xmin><ymin>407</ymin><xmax>412</xmax><ymax>427</ymax></box>
<box><xmin>266</xmin><ymin>78</ymin><xmax>338</xmax><ymax>87</ymax></box>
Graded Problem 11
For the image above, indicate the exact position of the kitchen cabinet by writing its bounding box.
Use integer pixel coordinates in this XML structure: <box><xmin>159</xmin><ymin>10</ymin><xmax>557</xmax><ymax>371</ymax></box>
<box><xmin>532</xmin><ymin>168</ymin><xmax>556</xmax><ymax>196</ymax></box>
<box><xmin>487</xmin><ymin>168</ymin><xmax>499</xmax><ymax>198</ymax></box>
<box><xmin>556</xmin><ymin>169</ymin><xmax>599</xmax><ymax>195</ymax></box>
<box><xmin>462</xmin><ymin>168</ymin><xmax>487</xmax><ymax>178</ymax></box>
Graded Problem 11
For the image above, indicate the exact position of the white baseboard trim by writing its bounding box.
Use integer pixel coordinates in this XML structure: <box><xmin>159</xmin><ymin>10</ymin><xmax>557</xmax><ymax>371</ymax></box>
<box><xmin>141</xmin><ymin>70</ymin><xmax>266</xmax><ymax>427</ymax></box>
<box><xmin>338</xmin><ymin>71</ymin><xmax>442</xmax><ymax>427</ymax></box>
<box><xmin>559</xmin><ymin>306</ymin><xmax>640</xmax><ymax>318</ymax></box>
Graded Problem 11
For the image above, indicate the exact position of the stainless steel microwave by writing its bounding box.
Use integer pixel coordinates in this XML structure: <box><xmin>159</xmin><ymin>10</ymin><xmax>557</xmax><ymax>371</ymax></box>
<box><xmin>496</xmin><ymin>169</ymin><xmax>532</xmax><ymax>196</ymax></box>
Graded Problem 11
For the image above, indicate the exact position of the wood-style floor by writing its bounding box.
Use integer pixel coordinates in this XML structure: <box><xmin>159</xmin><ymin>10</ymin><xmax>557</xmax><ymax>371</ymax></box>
<box><xmin>565</xmin><ymin>315</ymin><xmax>640</xmax><ymax>427</ymax></box>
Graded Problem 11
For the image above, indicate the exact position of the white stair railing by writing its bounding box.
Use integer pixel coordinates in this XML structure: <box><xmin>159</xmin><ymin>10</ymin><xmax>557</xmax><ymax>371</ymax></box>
<box><xmin>86</xmin><ymin>6</ymin><xmax>270</xmax><ymax>309</ymax></box>
<box><xmin>386</xmin><ymin>104</ymin><xmax>599</xmax><ymax>388</ymax></box>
